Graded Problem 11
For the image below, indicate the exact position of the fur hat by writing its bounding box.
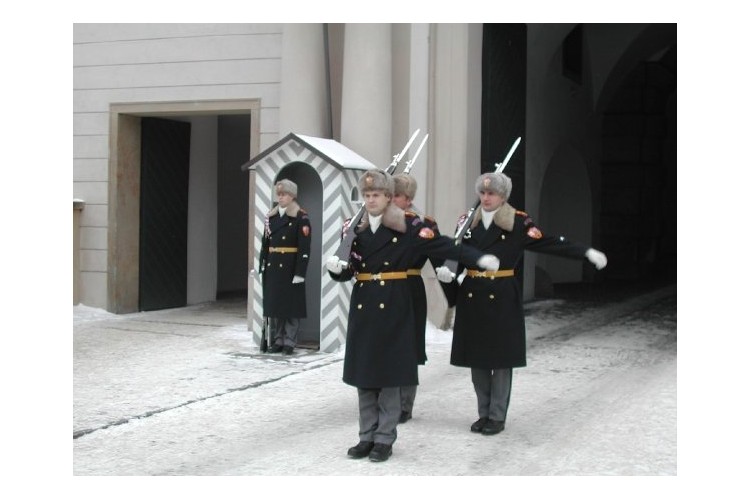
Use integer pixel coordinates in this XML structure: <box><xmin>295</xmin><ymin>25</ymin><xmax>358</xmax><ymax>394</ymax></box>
<box><xmin>475</xmin><ymin>172</ymin><xmax>512</xmax><ymax>199</ymax></box>
<box><xmin>275</xmin><ymin>179</ymin><xmax>298</xmax><ymax>198</ymax></box>
<box><xmin>393</xmin><ymin>173</ymin><xmax>418</xmax><ymax>200</ymax></box>
<box><xmin>358</xmin><ymin>169</ymin><xmax>394</xmax><ymax>197</ymax></box>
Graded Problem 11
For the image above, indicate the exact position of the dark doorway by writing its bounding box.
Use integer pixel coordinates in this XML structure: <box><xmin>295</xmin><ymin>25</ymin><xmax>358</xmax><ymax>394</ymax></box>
<box><xmin>482</xmin><ymin>23</ymin><xmax>528</xmax><ymax>291</ymax></box>
<box><xmin>600</xmin><ymin>46</ymin><xmax>677</xmax><ymax>282</ymax></box>
<box><xmin>139</xmin><ymin>117</ymin><xmax>191</xmax><ymax>311</ymax></box>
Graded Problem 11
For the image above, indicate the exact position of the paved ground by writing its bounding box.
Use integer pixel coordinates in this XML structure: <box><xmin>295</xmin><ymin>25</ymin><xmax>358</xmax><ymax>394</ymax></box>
<box><xmin>73</xmin><ymin>280</ymin><xmax>677</xmax><ymax>481</ymax></box>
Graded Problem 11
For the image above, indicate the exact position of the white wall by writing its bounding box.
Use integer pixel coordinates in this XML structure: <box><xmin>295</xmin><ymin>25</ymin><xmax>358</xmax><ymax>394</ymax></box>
<box><xmin>73</xmin><ymin>23</ymin><xmax>282</xmax><ymax>308</ymax></box>
<box><xmin>187</xmin><ymin>117</ymin><xmax>218</xmax><ymax>305</ymax></box>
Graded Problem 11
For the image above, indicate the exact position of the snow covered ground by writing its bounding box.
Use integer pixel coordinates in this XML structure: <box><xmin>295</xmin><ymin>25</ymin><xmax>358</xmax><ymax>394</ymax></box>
<box><xmin>69</xmin><ymin>284</ymin><xmax>682</xmax><ymax>490</ymax></box>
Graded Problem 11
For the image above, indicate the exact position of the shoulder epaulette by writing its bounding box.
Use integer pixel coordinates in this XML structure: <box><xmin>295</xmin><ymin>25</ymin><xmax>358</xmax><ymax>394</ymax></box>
<box><xmin>405</xmin><ymin>210</ymin><xmax>417</xmax><ymax>217</ymax></box>
<box><xmin>516</xmin><ymin>210</ymin><xmax>528</xmax><ymax>217</ymax></box>
<box><xmin>424</xmin><ymin>214</ymin><xmax>435</xmax><ymax>222</ymax></box>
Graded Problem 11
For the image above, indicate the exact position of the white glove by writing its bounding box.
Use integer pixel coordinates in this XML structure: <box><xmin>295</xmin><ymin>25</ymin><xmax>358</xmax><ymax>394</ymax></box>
<box><xmin>457</xmin><ymin>270</ymin><xmax>467</xmax><ymax>286</ymax></box>
<box><xmin>292</xmin><ymin>275</ymin><xmax>305</xmax><ymax>284</ymax></box>
<box><xmin>477</xmin><ymin>255</ymin><xmax>500</xmax><ymax>272</ymax></box>
<box><xmin>326</xmin><ymin>255</ymin><xmax>347</xmax><ymax>274</ymax></box>
<box><xmin>585</xmin><ymin>248</ymin><xmax>608</xmax><ymax>270</ymax></box>
<box><xmin>435</xmin><ymin>266</ymin><xmax>455</xmax><ymax>283</ymax></box>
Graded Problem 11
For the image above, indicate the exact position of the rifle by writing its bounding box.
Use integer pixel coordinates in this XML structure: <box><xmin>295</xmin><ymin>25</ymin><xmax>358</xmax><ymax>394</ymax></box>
<box><xmin>260</xmin><ymin>316</ymin><xmax>269</xmax><ymax>353</ymax></box>
<box><xmin>443</xmin><ymin>136</ymin><xmax>522</xmax><ymax>274</ymax></box>
<box><xmin>333</xmin><ymin>129</ymin><xmax>422</xmax><ymax>264</ymax></box>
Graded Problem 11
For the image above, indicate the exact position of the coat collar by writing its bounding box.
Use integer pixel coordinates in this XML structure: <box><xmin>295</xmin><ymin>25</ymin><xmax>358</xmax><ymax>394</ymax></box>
<box><xmin>469</xmin><ymin>202</ymin><xmax>516</xmax><ymax>232</ymax></box>
<box><xmin>267</xmin><ymin>201</ymin><xmax>300</xmax><ymax>218</ymax></box>
<box><xmin>357</xmin><ymin>203</ymin><xmax>407</xmax><ymax>234</ymax></box>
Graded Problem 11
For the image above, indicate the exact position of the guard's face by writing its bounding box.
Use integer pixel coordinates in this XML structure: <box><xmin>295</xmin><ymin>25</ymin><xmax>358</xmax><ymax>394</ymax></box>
<box><xmin>364</xmin><ymin>190</ymin><xmax>390</xmax><ymax>216</ymax></box>
<box><xmin>392</xmin><ymin>193</ymin><xmax>411</xmax><ymax>210</ymax></box>
<box><xmin>479</xmin><ymin>190</ymin><xmax>504</xmax><ymax>211</ymax></box>
<box><xmin>276</xmin><ymin>191</ymin><xmax>293</xmax><ymax>209</ymax></box>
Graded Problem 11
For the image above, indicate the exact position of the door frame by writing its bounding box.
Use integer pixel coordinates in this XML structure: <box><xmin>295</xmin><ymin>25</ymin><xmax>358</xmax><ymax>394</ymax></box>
<box><xmin>107</xmin><ymin>99</ymin><xmax>261</xmax><ymax>313</ymax></box>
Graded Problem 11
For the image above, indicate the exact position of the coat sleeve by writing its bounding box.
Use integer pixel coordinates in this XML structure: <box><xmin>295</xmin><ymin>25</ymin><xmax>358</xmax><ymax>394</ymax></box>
<box><xmin>424</xmin><ymin>216</ymin><xmax>446</xmax><ymax>270</ymax></box>
<box><xmin>520</xmin><ymin>213</ymin><xmax>590</xmax><ymax>259</ymax></box>
<box><xmin>410</xmin><ymin>216</ymin><xmax>485</xmax><ymax>268</ymax></box>
<box><xmin>295</xmin><ymin>212</ymin><xmax>312</xmax><ymax>277</ymax></box>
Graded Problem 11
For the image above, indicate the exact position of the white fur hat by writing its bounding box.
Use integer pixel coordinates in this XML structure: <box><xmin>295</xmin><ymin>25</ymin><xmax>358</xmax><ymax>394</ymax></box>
<box><xmin>358</xmin><ymin>169</ymin><xmax>394</xmax><ymax>196</ymax></box>
<box><xmin>275</xmin><ymin>179</ymin><xmax>298</xmax><ymax>197</ymax></box>
<box><xmin>393</xmin><ymin>173</ymin><xmax>418</xmax><ymax>199</ymax></box>
<box><xmin>475</xmin><ymin>172</ymin><xmax>512</xmax><ymax>199</ymax></box>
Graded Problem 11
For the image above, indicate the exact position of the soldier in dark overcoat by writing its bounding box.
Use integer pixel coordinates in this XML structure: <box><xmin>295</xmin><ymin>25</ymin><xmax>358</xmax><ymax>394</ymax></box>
<box><xmin>259</xmin><ymin>179</ymin><xmax>311</xmax><ymax>355</ymax></box>
<box><xmin>436</xmin><ymin>172</ymin><xmax>608</xmax><ymax>436</ymax></box>
<box><xmin>391</xmin><ymin>173</ymin><xmax>444</xmax><ymax>424</ymax></box>
<box><xmin>327</xmin><ymin>169</ymin><xmax>498</xmax><ymax>462</ymax></box>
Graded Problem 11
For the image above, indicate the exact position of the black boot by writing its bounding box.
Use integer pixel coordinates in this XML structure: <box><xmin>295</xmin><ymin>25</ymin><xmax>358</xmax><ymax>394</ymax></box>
<box><xmin>268</xmin><ymin>344</ymin><xmax>283</xmax><ymax>353</ymax></box>
<box><xmin>368</xmin><ymin>443</ymin><xmax>393</xmax><ymax>462</ymax></box>
<box><xmin>347</xmin><ymin>441</ymin><xmax>374</xmax><ymax>459</ymax></box>
<box><xmin>470</xmin><ymin>417</ymin><xmax>489</xmax><ymax>433</ymax></box>
<box><xmin>481</xmin><ymin>419</ymin><xmax>505</xmax><ymax>435</ymax></box>
<box><xmin>399</xmin><ymin>410</ymin><xmax>412</xmax><ymax>423</ymax></box>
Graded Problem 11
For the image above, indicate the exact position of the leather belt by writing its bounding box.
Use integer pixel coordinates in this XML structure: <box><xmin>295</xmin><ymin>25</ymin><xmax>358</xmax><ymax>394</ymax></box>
<box><xmin>406</xmin><ymin>269</ymin><xmax>422</xmax><ymax>276</ymax></box>
<box><xmin>269</xmin><ymin>247</ymin><xmax>298</xmax><ymax>253</ymax></box>
<box><xmin>356</xmin><ymin>271</ymin><xmax>409</xmax><ymax>281</ymax></box>
<box><xmin>466</xmin><ymin>269</ymin><xmax>514</xmax><ymax>278</ymax></box>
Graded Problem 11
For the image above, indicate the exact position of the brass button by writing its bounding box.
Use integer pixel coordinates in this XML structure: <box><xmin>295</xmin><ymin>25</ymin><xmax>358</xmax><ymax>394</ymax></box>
<box><xmin>384</xmin><ymin>261</ymin><xmax>389</xmax><ymax>266</ymax></box>
<box><xmin>279</xmin><ymin>263</ymin><xmax>283</xmax><ymax>267</ymax></box>
<box><xmin>357</xmin><ymin>304</ymin><xmax>362</xmax><ymax>309</ymax></box>
<box><xmin>468</xmin><ymin>293</ymin><xmax>473</xmax><ymax>298</ymax></box>
<box><xmin>380</xmin><ymin>281</ymin><xmax>385</xmax><ymax>286</ymax></box>
<box><xmin>379</xmin><ymin>303</ymin><xmax>385</xmax><ymax>309</ymax></box>
<box><xmin>501</xmin><ymin>234</ymin><xmax>505</xmax><ymax>240</ymax></box>
<box><xmin>392</xmin><ymin>237</ymin><xmax>397</xmax><ymax>243</ymax></box>
<box><xmin>489</xmin><ymin>294</ymin><xmax>495</xmax><ymax>299</ymax></box>
<box><xmin>362</xmin><ymin>263</ymin><xmax>366</xmax><ymax>268</ymax></box>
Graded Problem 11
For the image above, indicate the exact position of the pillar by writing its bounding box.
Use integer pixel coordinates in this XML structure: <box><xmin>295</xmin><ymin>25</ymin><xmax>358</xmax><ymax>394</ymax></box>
<box><xmin>279</xmin><ymin>23</ymin><xmax>331</xmax><ymax>138</ymax></box>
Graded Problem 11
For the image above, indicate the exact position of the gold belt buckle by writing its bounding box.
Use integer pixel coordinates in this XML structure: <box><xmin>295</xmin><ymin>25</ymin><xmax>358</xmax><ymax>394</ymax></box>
<box><xmin>371</xmin><ymin>273</ymin><xmax>382</xmax><ymax>280</ymax></box>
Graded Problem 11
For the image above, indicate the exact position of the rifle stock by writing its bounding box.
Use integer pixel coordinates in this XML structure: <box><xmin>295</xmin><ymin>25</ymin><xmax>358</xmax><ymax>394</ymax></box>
<box><xmin>260</xmin><ymin>316</ymin><xmax>268</xmax><ymax>352</ymax></box>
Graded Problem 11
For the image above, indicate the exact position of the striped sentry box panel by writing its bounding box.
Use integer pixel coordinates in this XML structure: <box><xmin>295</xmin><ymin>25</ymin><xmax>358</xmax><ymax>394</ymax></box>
<box><xmin>250</xmin><ymin>136</ymin><xmax>364</xmax><ymax>353</ymax></box>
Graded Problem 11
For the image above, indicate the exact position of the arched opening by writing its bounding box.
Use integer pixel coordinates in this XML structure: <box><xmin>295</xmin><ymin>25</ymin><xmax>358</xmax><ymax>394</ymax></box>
<box><xmin>599</xmin><ymin>45</ymin><xmax>677</xmax><ymax>282</ymax></box>
<box><xmin>275</xmin><ymin>162</ymin><xmax>324</xmax><ymax>349</ymax></box>
<box><xmin>537</xmin><ymin>146</ymin><xmax>592</xmax><ymax>285</ymax></box>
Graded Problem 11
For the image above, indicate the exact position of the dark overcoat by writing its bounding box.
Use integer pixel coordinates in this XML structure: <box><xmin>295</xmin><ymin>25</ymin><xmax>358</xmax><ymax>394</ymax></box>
<box><xmin>260</xmin><ymin>201</ymin><xmax>311</xmax><ymax>318</ymax></box>
<box><xmin>447</xmin><ymin>202</ymin><xmax>590</xmax><ymax>369</ymax></box>
<box><xmin>330</xmin><ymin>204</ymin><xmax>484</xmax><ymax>389</ymax></box>
<box><xmin>406</xmin><ymin>212</ymin><xmax>444</xmax><ymax>365</ymax></box>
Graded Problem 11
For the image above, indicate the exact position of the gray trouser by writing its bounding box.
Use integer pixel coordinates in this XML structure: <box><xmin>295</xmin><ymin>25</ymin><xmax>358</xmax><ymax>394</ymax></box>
<box><xmin>270</xmin><ymin>317</ymin><xmax>300</xmax><ymax>348</ymax></box>
<box><xmin>471</xmin><ymin>368</ymin><xmax>513</xmax><ymax>421</ymax></box>
<box><xmin>357</xmin><ymin>387</ymin><xmax>400</xmax><ymax>445</ymax></box>
<box><xmin>400</xmin><ymin>385</ymin><xmax>417</xmax><ymax>414</ymax></box>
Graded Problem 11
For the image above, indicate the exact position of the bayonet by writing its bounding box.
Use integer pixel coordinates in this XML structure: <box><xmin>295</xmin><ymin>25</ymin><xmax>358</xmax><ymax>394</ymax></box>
<box><xmin>402</xmin><ymin>134</ymin><xmax>429</xmax><ymax>175</ymax></box>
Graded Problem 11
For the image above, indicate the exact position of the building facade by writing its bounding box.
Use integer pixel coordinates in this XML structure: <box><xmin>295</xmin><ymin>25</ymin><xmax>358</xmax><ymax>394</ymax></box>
<box><xmin>73</xmin><ymin>23</ymin><xmax>677</xmax><ymax>329</ymax></box>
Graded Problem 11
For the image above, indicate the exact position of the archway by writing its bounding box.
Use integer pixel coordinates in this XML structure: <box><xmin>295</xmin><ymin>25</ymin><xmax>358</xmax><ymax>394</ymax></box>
<box><xmin>538</xmin><ymin>146</ymin><xmax>592</xmax><ymax>284</ymax></box>
<box><xmin>275</xmin><ymin>162</ymin><xmax>324</xmax><ymax>348</ymax></box>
